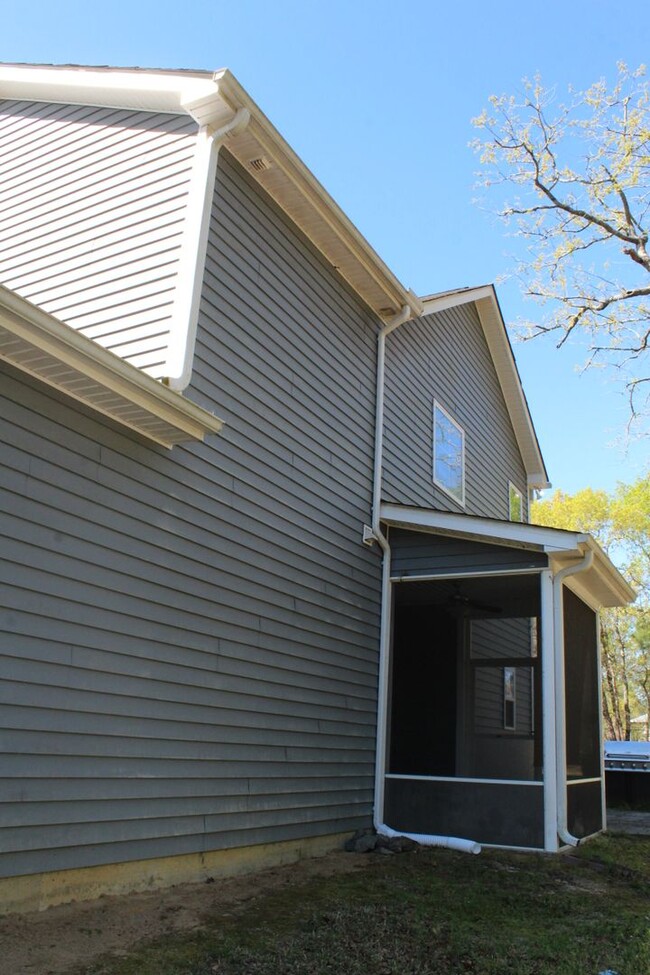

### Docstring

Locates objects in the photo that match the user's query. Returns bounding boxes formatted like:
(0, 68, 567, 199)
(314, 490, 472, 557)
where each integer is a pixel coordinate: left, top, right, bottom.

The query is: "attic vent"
(249, 156, 272, 173)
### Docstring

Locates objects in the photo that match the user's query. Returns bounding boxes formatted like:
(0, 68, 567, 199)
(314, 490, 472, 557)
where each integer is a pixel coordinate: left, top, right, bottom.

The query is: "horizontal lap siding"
(390, 530, 547, 576)
(0, 100, 198, 376)
(0, 150, 381, 878)
(383, 304, 528, 519)
(472, 619, 534, 735)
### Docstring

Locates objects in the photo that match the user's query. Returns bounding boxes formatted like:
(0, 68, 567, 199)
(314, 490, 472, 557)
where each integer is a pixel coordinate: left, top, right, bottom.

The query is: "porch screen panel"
(470, 617, 538, 781)
(567, 781, 603, 838)
(385, 778, 544, 848)
(563, 589, 600, 779)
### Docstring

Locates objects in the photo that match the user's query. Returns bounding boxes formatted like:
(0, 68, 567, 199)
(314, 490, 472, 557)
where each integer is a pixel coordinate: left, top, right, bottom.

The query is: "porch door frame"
(379, 565, 558, 851)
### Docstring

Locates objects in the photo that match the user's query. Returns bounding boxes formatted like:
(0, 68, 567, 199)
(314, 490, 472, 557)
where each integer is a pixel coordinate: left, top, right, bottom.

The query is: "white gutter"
(371, 306, 412, 550)
(166, 108, 251, 391)
(370, 306, 481, 855)
(553, 547, 594, 847)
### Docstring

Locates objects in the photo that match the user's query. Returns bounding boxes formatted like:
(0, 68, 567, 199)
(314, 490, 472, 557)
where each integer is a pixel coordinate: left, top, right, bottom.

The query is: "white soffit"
(420, 285, 549, 490)
(0, 63, 420, 321)
(381, 504, 635, 609)
(0, 287, 223, 448)
(212, 70, 422, 320)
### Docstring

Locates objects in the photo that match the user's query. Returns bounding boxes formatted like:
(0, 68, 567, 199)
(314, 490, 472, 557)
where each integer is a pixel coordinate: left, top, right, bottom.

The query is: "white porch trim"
(381, 504, 635, 608)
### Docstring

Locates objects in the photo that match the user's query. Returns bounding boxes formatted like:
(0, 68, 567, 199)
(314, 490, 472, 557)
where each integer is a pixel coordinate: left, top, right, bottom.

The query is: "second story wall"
(382, 300, 529, 521)
(0, 100, 198, 376)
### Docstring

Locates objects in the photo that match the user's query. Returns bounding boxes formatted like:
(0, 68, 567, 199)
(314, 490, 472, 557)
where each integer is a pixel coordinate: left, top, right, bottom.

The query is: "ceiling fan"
(444, 584, 502, 616)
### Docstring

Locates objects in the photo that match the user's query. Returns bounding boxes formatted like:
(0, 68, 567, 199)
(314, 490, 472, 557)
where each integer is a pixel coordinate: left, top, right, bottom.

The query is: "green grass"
(77, 837, 650, 975)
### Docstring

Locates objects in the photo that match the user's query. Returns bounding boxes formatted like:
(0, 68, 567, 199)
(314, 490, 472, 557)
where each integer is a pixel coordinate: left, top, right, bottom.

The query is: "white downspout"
(371, 305, 410, 837)
(597, 620, 607, 835)
(553, 547, 594, 847)
(166, 108, 251, 391)
(540, 568, 559, 852)
(370, 306, 481, 856)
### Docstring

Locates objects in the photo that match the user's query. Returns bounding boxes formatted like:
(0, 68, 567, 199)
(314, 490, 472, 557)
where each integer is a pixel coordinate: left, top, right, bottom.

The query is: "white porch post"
(540, 568, 559, 851)
(597, 612, 607, 833)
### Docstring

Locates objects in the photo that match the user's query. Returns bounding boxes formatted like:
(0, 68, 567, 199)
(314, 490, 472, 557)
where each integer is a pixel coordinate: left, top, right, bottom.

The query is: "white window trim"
(433, 399, 465, 507)
(508, 481, 524, 522)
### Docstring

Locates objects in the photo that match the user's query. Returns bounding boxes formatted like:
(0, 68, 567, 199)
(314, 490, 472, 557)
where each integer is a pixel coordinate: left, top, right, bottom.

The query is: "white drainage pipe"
(378, 823, 481, 855)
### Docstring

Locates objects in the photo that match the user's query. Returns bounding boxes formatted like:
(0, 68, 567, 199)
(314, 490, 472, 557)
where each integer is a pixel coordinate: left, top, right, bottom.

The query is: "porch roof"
(380, 504, 636, 610)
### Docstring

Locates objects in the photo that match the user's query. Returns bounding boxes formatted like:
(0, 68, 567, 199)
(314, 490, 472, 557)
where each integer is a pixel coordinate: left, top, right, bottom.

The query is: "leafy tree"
(532, 476, 649, 739)
(633, 616, 650, 739)
(473, 64, 650, 427)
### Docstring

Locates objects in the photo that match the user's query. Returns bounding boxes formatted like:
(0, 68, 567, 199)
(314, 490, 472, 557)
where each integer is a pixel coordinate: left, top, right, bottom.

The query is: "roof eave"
(0, 287, 223, 448)
(212, 69, 422, 319)
(0, 63, 420, 322)
(0, 63, 217, 114)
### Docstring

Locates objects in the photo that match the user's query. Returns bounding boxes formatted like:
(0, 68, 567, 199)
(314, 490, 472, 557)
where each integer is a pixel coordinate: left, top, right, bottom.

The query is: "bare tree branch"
(473, 64, 650, 432)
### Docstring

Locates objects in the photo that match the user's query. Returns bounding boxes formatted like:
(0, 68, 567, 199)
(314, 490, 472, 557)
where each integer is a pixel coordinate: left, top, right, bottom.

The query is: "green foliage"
(532, 475, 649, 738)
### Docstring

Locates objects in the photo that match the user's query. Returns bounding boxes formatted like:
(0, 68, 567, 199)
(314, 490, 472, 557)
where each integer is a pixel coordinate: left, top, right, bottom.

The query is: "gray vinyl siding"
(0, 100, 198, 376)
(0, 149, 381, 879)
(389, 529, 547, 578)
(383, 303, 529, 520)
(472, 618, 533, 736)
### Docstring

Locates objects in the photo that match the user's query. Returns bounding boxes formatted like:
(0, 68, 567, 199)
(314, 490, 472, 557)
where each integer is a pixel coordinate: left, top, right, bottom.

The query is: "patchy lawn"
(70, 835, 650, 975)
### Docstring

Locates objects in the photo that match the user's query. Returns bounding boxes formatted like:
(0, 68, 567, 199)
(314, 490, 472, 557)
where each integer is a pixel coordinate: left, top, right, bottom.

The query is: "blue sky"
(3, 0, 649, 494)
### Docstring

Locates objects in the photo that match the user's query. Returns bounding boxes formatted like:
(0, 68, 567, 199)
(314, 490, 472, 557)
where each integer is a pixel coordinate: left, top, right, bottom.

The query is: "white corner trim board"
(165, 110, 251, 391)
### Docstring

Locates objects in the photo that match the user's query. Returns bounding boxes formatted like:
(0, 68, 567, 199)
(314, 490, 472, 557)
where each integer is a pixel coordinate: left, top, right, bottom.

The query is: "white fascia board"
(381, 503, 587, 553)
(381, 503, 635, 608)
(553, 556, 634, 610)
(420, 285, 493, 315)
(0, 64, 217, 115)
(594, 548, 636, 605)
(0, 287, 223, 448)
(571, 540, 636, 608)
(475, 292, 548, 488)
(213, 69, 423, 320)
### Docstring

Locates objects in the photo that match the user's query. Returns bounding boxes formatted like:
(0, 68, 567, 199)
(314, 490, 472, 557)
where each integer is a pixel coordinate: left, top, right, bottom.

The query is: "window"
(433, 401, 465, 505)
(503, 667, 516, 730)
(508, 482, 523, 522)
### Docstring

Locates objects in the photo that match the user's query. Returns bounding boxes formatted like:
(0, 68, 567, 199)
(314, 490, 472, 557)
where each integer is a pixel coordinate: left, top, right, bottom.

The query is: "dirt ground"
(5, 812, 650, 975)
(0, 851, 369, 975)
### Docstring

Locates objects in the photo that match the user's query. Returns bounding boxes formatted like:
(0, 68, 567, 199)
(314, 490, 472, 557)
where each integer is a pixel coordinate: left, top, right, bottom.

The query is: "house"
(0, 63, 635, 913)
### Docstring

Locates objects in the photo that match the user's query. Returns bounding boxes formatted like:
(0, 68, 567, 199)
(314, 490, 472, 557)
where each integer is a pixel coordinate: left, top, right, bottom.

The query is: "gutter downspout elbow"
(553, 547, 594, 848)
